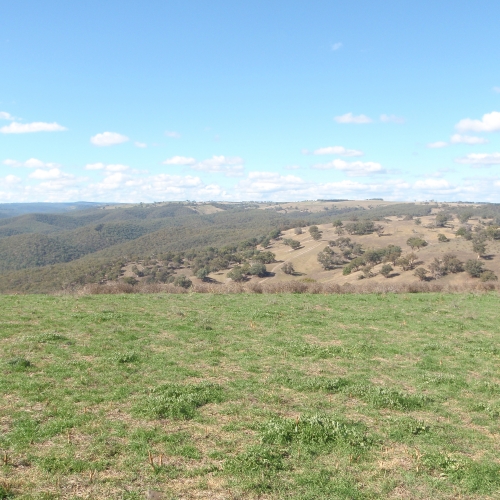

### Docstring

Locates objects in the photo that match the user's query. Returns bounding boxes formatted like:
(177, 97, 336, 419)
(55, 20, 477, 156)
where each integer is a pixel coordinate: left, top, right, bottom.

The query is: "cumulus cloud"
(312, 159, 385, 176)
(3, 158, 59, 168)
(455, 111, 500, 133)
(427, 141, 448, 149)
(165, 131, 181, 138)
(455, 152, 500, 167)
(90, 131, 129, 146)
(0, 122, 67, 134)
(29, 168, 72, 180)
(380, 114, 405, 124)
(312, 146, 363, 157)
(331, 42, 343, 51)
(0, 111, 16, 120)
(163, 156, 196, 166)
(85, 163, 129, 172)
(134, 141, 147, 148)
(4, 175, 21, 184)
(450, 134, 488, 145)
(191, 155, 245, 176)
(334, 113, 373, 124)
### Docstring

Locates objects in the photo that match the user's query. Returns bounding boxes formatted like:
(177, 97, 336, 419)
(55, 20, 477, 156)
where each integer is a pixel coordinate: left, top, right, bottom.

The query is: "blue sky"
(1, 0, 499, 203)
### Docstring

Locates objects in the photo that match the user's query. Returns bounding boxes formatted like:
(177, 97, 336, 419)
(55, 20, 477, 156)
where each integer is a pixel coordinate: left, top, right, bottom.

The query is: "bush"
(173, 275, 192, 288)
(407, 237, 428, 250)
(438, 233, 449, 242)
(248, 262, 267, 277)
(227, 266, 246, 282)
(465, 259, 484, 278)
(414, 267, 428, 281)
(123, 276, 138, 286)
(282, 262, 295, 275)
(283, 238, 301, 250)
(294, 227, 303, 235)
(380, 264, 393, 278)
(480, 270, 498, 282)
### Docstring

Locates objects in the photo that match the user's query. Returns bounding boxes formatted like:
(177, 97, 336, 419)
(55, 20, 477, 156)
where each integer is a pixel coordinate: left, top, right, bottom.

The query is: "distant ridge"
(0, 202, 109, 219)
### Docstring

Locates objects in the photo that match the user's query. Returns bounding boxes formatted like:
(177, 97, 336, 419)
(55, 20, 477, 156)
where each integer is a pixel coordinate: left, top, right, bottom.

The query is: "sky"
(1, 0, 500, 203)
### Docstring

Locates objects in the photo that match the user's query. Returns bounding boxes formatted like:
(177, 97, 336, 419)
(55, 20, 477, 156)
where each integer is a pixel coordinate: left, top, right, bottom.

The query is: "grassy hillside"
(1, 293, 499, 499)
(2, 200, 500, 294)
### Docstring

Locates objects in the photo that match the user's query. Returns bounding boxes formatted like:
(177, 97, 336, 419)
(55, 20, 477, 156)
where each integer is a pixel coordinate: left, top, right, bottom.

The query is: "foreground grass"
(1, 293, 499, 499)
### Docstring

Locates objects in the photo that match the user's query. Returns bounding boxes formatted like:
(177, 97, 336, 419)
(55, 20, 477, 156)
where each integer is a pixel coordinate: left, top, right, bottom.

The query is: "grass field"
(1, 292, 500, 499)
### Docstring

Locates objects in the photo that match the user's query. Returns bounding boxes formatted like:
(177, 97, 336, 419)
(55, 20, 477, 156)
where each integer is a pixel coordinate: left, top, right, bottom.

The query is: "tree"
(465, 259, 484, 278)
(227, 266, 246, 282)
(173, 275, 192, 288)
(435, 213, 451, 227)
(406, 237, 428, 251)
(414, 267, 428, 281)
(480, 270, 498, 282)
(248, 262, 267, 277)
(332, 219, 343, 229)
(123, 276, 138, 286)
(380, 264, 393, 278)
(472, 238, 487, 258)
(442, 253, 463, 274)
(458, 210, 474, 223)
(282, 262, 295, 275)
(375, 224, 385, 237)
(196, 268, 210, 281)
(317, 247, 338, 270)
(294, 227, 303, 235)
(283, 238, 301, 250)
(414, 218, 422, 225)
(309, 225, 322, 240)
(437, 233, 449, 242)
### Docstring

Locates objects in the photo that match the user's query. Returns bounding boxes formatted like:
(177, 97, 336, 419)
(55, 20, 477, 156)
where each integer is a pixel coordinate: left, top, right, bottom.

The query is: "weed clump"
(6, 357, 32, 369)
(138, 382, 224, 420)
(349, 384, 429, 410)
(261, 414, 372, 449)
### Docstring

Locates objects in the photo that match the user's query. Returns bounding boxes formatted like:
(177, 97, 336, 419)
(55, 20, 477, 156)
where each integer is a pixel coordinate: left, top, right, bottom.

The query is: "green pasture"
(1, 292, 499, 499)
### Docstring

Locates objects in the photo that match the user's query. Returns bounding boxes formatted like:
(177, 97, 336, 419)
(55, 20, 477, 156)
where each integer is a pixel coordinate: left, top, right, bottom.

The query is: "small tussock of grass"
(261, 414, 372, 450)
(33, 332, 69, 343)
(113, 352, 139, 364)
(286, 341, 356, 359)
(348, 383, 430, 410)
(422, 453, 500, 494)
(6, 357, 32, 369)
(136, 382, 224, 420)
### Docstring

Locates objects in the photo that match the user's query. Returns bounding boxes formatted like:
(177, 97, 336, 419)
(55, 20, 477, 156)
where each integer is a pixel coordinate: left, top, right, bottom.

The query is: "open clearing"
(1, 293, 500, 499)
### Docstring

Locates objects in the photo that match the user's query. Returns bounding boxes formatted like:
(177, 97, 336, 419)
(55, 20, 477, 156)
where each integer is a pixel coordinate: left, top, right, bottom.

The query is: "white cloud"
(85, 163, 129, 172)
(380, 114, 405, 124)
(413, 178, 451, 190)
(312, 146, 363, 157)
(427, 141, 448, 149)
(455, 152, 500, 166)
(3, 158, 59, 168)
(0, 122, 67, 134)
(334, 113, 373, 124)
(134, 141, 147, 148)
(163, 156, 196, 166)
(455, 111, 500, 133)
(90, 131, 129, 146)
(0, 111, 16, 120)
(331, 42, 343, 51)
(236, 172, 306, 196)
(4, 175, 21, 184)
(312, 159, 385, 176)
(191, 155, 245, 176)
(493, 87, 500, 93)
(450, 134, 488, 145)
(165, 131, 181, 138)
(29, 168, 72, 180)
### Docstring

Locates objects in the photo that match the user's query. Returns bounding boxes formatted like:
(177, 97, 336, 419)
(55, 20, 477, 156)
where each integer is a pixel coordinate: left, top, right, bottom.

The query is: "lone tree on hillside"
(309, 225, 322, 240)
(294, 227, 303, 235)
(472, 238, 487, 259)
(435, 213, 451, 228)
(407, 237, 428, 251)
(283, 238, 301, 250)
(414, 267, 429, 281)
(380, 264, 393, 278)
(465, 259, 484, 278)
(282, 262, 295, 275)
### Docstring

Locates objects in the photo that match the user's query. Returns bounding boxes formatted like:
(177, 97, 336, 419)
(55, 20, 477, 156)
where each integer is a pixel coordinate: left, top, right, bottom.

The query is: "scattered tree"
(173, 275, 192, 288)
(480, 270, 498, 282)
(282, 262, 295, 275)
(294, 227, 303, 235)
(437, 233, 449, 242)
(380, 264, 393, 278)
(283, 238, 301, 250)
(406, 237, 428, 251)
(414, 267, 428, 281)
(465, 259, 484, 278)
(227, 266, 246, 282)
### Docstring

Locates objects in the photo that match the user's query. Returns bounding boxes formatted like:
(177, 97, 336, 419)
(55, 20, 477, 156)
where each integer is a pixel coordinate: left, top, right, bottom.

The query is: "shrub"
(283, 238, 301, 250)
(138, 383, 223, 420)
(480, 270, 498, 282)
(414, 267, 428, 281)
(282, 262, 295, 275)
(438, 233, 449, 242)
(173, 275, 192, 288)
(227, 266, 246, 282)
(123, 276, 138, 286)
(380, 264, 393, 278)
(294, 227, 303, 235)
(248, 262, 267, 277)
(407, 237, 428, 250)
(465, 259, 484, 278)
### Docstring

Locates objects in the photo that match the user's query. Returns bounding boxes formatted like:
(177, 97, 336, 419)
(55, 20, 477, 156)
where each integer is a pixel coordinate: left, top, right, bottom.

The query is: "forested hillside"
(1, 200, 499, 294)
